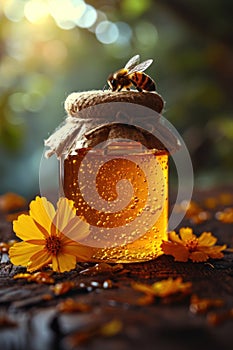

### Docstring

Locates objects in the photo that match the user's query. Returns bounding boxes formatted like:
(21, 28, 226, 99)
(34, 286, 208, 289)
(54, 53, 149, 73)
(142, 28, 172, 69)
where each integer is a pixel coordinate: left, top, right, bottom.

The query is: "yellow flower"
(9, 196, 92, 273)
(161, 227, 226, 262)
(132, 277, 192, 298)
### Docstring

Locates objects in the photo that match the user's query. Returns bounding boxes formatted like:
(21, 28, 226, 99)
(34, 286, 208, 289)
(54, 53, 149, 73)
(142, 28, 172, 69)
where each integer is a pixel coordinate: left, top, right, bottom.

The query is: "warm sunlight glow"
(2, 0, 122, 46)
(24, 0, 49, 24)
(3, 0, 25, 22)
(49, 0, 86, 29)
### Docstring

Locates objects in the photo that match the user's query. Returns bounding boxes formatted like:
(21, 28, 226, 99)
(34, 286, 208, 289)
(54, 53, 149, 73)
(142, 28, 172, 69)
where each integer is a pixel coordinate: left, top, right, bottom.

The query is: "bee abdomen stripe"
(133, 73, 139, 81)
(148, 80, 156, 89)
(141, 74, 147, 84)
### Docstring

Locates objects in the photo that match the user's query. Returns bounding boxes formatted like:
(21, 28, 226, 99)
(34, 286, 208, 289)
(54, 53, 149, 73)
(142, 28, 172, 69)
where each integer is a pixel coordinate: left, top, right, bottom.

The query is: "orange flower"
(9, 196, 92, 272)
(161, 227, 226, 262)
(132, 277, 192, 298)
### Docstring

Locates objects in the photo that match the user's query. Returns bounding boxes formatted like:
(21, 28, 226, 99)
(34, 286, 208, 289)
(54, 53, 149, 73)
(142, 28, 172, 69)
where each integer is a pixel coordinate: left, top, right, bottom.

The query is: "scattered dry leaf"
(0, 192, 27, 212)
(13, 271, 55, 284)
(218, 193, 233, 206)
(190, 294, 224, 314)
(57, 298, 91, 313)
(51, 281, 75, 295)
(136, 293, 155, 306)
(203, 193, 233, 210)
(0, 242, 9, 254)
(42, 294, 53, 301)
(80, 263, 124, 276)
(161, 227, 226, 262)
(132, 277, 192, 303)
(185, 201, 211, 224)
(13, 273, 31, 280)
(0, 240, 17, 254)
(207, 309, 233, 326)
(176, 200, 211, 224)
(203, 197, 218, 209)
(216, 207, 233, 223)
(100, 319, 122, 336)
(67, 319, 122, 346)
(102, 279, 113, 289)
(29, 272, 55, 284)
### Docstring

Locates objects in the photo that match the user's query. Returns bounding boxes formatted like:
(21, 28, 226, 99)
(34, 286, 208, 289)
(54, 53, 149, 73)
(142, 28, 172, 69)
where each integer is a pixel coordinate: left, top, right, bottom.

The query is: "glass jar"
(45, 90, 178, 263)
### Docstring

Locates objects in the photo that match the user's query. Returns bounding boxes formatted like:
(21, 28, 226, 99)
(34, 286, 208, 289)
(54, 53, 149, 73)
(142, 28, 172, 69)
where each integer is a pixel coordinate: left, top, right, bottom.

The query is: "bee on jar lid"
(106, 54, 156, 92)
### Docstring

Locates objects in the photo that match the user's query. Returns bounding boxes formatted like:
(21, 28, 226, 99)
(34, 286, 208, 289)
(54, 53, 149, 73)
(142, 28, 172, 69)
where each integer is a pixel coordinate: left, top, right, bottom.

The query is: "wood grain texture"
(0, 187, 233, 350)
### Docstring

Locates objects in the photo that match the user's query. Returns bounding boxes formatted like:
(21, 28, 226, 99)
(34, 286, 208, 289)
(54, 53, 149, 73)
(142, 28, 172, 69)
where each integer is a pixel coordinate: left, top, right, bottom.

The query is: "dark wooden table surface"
(0, 187, 233, 350)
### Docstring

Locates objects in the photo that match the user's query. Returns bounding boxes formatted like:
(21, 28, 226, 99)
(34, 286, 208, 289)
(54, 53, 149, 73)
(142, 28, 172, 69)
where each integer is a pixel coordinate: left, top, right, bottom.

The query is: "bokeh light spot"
(3, 0, 25, 22)
(88, 10, 107, 33)
(8, 91, 45, 113)
(42, 40, 68, 66)
(95, 21, 119, 44)
(121, 0, 151, 18)
(115, 22, 132, 45)
(22, 92, 45, 112)
(75, 4, 97, 28)
(24, 0, 49, 24)
(8, 92, 25, 113)
(135, 21, 158, 48)
(49, 0, 86, 29)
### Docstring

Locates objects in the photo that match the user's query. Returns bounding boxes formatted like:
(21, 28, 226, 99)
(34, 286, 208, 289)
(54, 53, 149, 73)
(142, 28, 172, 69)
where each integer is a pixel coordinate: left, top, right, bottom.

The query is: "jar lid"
(65, 90, 164, 116)
(45, 90, 180, 158)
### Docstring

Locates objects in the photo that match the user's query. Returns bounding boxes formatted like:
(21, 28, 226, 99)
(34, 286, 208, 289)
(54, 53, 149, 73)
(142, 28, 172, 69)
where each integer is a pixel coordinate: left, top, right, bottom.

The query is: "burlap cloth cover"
(44, 90, 179, 158)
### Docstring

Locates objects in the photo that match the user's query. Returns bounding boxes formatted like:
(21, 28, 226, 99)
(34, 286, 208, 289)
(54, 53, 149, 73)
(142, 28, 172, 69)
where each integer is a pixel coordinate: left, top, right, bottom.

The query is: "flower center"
(45, 236, 62, 255)
(186, 238, 198, 252)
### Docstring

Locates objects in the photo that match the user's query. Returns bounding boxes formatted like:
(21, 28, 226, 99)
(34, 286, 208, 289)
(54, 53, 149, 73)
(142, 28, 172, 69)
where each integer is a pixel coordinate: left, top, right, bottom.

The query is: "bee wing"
(124, 55, 140, 70)
(127, 59, 153, 74)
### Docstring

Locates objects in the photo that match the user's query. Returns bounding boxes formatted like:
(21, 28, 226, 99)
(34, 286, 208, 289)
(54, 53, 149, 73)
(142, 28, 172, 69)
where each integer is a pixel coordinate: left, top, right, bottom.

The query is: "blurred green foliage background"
(0, 0, 233, 197)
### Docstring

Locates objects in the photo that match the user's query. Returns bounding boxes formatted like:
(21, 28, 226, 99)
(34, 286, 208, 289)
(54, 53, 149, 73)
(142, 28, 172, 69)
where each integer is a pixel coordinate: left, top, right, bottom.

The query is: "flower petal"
(179, 227, 195, 242)
(26, 240, 45, 245)
(29, 197, 55, 233)
(203, 245, 227, 259)
(161, 241, 189, 262)
(9, 242, 42, 266)
(62, 244, 80, 255)
(197, 232, 217, 247)
(52, 253, 77, 273)
(190, 251, 209, 262)
(13, 214, 46, 241)
(27, 249, 51, 272)
(62, 216, 90, 242)
(168, 231, 183, 244)
(52, 197, 76, 234)
(51, 255, 59, 272)
(62, 244, 94, 261)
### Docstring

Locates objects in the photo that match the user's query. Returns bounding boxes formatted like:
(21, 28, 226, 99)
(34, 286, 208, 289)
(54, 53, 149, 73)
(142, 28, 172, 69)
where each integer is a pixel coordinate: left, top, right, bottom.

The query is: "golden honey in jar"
(61, 142, 168, 263)
(44, 90, 176, 263)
